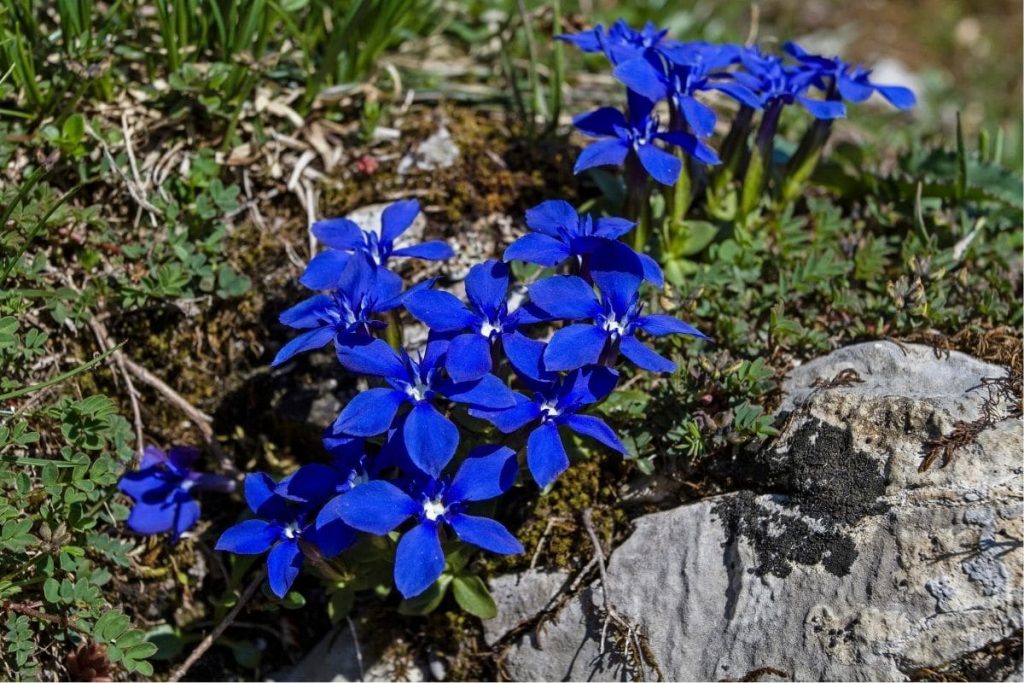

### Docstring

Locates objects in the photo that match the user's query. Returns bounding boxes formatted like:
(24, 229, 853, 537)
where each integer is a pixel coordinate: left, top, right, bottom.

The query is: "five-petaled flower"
(333, 339, 515, 477)
(783, 42, 916, 110)
(272, 254, 415, 367)
(574, 94, 719, 186)
(612, 47, 761, 138)
(118, 445, 234, 541)
(327, 445, 523, 598)
(503, 201, 663, 286)
(528, 257, 706, 373)
(216, 473, 330, 598)
(472, 339, 625, 486)
(301, 199, 453, 291)
(734, 48, 846, 120)
(404, 260, 528, 382)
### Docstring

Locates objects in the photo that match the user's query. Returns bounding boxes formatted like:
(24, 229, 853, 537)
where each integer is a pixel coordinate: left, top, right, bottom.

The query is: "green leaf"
(451, 574, 497, 619)
(397, 575, 451, 615)
(670, 220, 718, 257)
(327, 587, 354, 623)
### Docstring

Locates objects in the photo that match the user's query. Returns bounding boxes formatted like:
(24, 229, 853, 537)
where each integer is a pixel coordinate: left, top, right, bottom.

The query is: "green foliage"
(398, 544, 498, 620)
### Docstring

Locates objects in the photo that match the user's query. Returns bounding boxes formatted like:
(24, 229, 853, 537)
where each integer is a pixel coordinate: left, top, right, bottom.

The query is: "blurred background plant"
(0, 0, 1020, 679)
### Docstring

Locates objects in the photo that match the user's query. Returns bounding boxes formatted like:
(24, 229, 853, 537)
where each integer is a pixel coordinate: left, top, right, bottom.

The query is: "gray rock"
(398, 126, 460, 174)
(498, 342, 1022, 681)
(273, 621, 428, 682)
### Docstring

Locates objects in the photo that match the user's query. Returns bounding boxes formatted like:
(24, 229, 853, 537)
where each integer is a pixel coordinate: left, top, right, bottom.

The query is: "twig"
(86, 317, 145, 457)
(346, 616, 365, 681)
(168, 569, 265, 682)
(2, 599, 90, 636)
(529, 515, 569, 569)
(119, 355, 213, 440)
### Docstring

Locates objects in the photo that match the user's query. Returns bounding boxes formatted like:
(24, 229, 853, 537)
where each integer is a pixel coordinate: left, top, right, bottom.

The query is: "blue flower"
(272, 253, 419, 367)
(612, 50, 762, 138)
(527, 255, 707, 373)
(574, 93, 719, 185)
(301, 199, 453, 290)
(118, 445, 234, 541)
(403, 260, 527, 382)
(216, 472, 326, 598)
(472, 340, 625, 487)
(274, 444, 374, 558)
(559, 19, 684, 66)
(733, 48, 846, 120)
(332, 338, 515, 477)
(327, 445, 522, 598)
(503, 200, 664, 286)
(783, 42, 916, 110)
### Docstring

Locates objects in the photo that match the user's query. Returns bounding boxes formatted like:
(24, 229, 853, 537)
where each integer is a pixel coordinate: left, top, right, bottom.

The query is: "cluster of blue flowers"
(208, 193, 705, 599)
(562, 20, 915, 186)
(116, 18, 916, 608)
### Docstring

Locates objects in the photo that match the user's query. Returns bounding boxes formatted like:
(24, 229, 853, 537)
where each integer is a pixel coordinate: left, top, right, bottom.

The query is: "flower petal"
(797, 96, 845, 120)
(278, 294, 331, 329)
(392, 241, 454, 261)
(637, 252, 665, 287)
(448, 513, 524, 555)
(469, 392, 541, 434)
(312, 516, 358, 559)
(275, 463, 340, 505)
(543, 324, 608, 372)
(441, 374, 515, 409)
(447, 445, 518, 503)
(445, 333, 493, 383)
(565, 414, 627, 454)
(271, 326, 336, 367)
(465, 259, 510, 318)
(874, 83, 916, 110)
(524, 199, 579, 236)
(527, 276, 601, 320)
(216, 519, 279, 554)
(572, 107, 628, 137)
(380, 199, 421, 243)
(619, 335, 676, 373)
(612, 57, 667, 102)
(312, 217, 364, 250)
(404, 290, 477, 332)
(404, 403, 459, 477)
(636, 314, 707, 338)
(333, 388, 407, 436)
(503, 233, 570, 267)
(299, 250, 350, 290)
(394, 521, 445, 599)
(574, 139, 629, 174)
(244, 472, 287, 519)
(678, 95, 717, 138)
(501, 333, 554, 384)
(527, 422, 569, 487)
(126, 502, 176, 535)
(333, 480, 418, 534)
(592, 216, 635, 239)
(266, 539, 303, 598)
(636, 143, 682, 186)
(336, 337, 407, 378)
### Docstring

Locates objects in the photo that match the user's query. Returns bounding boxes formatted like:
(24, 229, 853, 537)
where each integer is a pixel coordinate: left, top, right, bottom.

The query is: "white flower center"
(422, 498, 446, 522)
(603, 316, 626, 335)
(405, 377, 430, 402)
(480, 320, 499, 338)
(540, 401, 561, 419)
(283, 523, 301, 539)
(180, 479, 195, 492)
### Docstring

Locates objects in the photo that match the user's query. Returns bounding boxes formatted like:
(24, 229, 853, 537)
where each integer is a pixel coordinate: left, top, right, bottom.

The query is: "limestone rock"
(497, 341, 1023, 681)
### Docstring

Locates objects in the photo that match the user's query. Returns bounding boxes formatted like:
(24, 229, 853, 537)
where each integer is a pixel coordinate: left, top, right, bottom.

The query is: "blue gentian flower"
(333, 339, 515, 477)
(559, 19, 685, 66)
(612, 52, 762, 138)
(275, 447, 373, 558)
(472, 339, 625, 487)
(328, 445, 523, 598)
(574, 93, 719, 185)
(527, 261, 707, 373)
(733, 48, 846, 120)
(272, 253, 419, 367)
(503, 201, 664, 286)
(301, 199, 454, 290)
(403, 260, 527, 382)
(216, 472, 329, 598)
(783, 42, 916, 110)
(118, 445, 234, 541)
